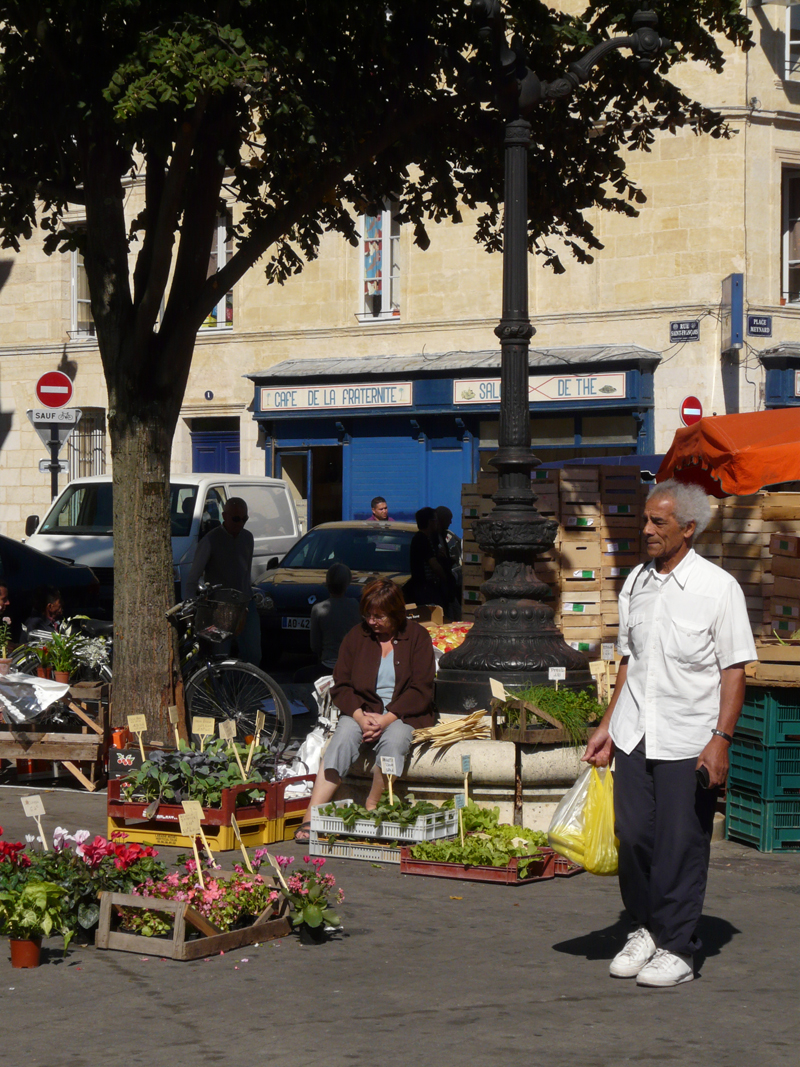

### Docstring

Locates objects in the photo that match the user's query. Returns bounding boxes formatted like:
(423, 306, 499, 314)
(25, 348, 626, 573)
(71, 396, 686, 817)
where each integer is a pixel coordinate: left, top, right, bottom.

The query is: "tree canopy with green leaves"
(0, 1, 751, 734)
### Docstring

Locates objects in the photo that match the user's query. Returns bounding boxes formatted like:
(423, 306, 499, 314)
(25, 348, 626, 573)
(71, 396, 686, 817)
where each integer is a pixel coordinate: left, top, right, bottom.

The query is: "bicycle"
(166, 586, 292, 751)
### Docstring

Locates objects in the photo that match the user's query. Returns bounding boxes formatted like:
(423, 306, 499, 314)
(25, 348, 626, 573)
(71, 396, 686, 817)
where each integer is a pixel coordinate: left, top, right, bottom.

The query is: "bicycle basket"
(193, 588, 249, 641)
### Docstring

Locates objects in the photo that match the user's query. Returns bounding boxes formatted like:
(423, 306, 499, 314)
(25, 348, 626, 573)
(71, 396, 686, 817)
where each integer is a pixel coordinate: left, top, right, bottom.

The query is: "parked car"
(24, 474, 301, 615)
(255, 521, 416, 660)
(0, 534, 100, 637)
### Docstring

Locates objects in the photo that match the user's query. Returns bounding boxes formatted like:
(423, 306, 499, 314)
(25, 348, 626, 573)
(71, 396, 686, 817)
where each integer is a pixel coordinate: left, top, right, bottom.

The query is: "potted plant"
(30, 643, 53, 679)
(0, 880, 73, 966)
(47, 630, 82, 683)
(278, 855, 343, 943)
(0, 616, 12, 675)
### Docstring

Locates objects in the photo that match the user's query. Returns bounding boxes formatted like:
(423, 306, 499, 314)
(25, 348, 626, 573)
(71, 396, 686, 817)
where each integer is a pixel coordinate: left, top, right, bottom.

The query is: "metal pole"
(48, 425, 60, 500)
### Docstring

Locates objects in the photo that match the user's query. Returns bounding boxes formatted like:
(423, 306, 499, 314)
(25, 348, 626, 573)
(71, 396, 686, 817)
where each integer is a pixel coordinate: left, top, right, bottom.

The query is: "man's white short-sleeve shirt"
(610, 548, 757, 760)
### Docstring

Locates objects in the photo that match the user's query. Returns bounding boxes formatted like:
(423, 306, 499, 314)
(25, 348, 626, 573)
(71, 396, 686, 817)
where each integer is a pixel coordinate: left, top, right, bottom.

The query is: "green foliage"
(318, 791, 447, 834)
(0, 881, 73, 950)
(120, 737, 276, 808)
(410, 801, 548, 878)
(503, 685, 606, 746)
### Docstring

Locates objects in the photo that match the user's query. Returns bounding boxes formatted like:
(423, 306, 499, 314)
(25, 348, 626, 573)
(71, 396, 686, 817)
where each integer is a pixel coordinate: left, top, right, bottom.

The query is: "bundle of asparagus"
(412, 708, 490, 748)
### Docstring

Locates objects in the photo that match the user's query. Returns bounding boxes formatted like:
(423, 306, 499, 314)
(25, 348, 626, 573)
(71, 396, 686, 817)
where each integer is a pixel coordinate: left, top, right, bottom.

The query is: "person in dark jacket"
(294, 577, 435, 842)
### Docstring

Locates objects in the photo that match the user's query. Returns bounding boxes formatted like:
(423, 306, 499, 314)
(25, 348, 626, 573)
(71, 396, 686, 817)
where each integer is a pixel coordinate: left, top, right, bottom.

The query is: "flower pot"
(36, 667, 52, 679)
(0, 657, 11, 675)
(297, 924, 327, 945)
(54, 670, 71, 684)
(9, 936, 42, 968)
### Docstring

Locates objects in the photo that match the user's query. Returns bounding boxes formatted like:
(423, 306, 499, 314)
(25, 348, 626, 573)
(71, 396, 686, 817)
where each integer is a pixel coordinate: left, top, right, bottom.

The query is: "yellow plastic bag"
(548, 765, 619, 876)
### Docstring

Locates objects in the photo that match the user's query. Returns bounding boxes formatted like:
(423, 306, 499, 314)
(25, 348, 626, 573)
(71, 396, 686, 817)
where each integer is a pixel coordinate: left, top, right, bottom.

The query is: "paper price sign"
(454, 793, 467, 810)
(489, 677, 508, 701)
(601, 643, 616, 662)
(461, 755, 471, 774)
(230, 815, 242, 842)
(255, 711, 266, 733)
(193, 717, 216, 736)
(218, 718, 237, 741)
(179, 811, 202, 837)
(168, 706, 179, 724)
(380, 756, 397, 777)
(127, 714, 147, 734)
(21, 795, 45, 818)
(182, 800, 204, 819)
(548, 667, 566, 682)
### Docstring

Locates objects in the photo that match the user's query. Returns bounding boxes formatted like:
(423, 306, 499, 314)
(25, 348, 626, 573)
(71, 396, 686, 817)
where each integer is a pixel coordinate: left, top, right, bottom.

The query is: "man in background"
(368, 496, 393, 521)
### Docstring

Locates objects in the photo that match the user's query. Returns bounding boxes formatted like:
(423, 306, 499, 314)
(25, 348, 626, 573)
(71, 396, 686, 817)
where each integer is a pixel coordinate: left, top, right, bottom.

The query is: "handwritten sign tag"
(193, 717, 216, 737)
(21, 795, 45, 818)
(588, 660, 605, 677)
(454, 793, 467, 811)
(461, 755, 471, 774)
(489, 677, 507, 701)
(182, 800, 204, 820)
(255, 711, 266, 734)
(548, 667, 566, 682)
(230, 815, 242, 842)
(179, 811, 202, 837)
(127, 714, 147, 734)
(601, 643, 616, 662)
(380, 755, 397, 777)
(218, 718, 237, 742)
(168, 706, 179, 724)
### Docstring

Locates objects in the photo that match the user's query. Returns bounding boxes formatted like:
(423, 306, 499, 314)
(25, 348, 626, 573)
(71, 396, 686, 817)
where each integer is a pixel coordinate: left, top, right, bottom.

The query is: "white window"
(787, 6, 800, 80)
(71, 247, 95, 338)
(201, 214, 234, 329)
(782, 169, 800, 304)
(359, 203, 400, 321)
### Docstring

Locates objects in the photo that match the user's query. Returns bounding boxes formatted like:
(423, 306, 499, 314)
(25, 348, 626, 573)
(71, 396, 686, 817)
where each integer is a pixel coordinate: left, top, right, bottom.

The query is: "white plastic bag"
(548, 765, 619, 876)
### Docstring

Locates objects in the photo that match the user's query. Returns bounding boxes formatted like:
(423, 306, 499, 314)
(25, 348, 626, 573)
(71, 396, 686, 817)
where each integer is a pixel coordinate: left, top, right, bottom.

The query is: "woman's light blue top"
(375, 652, 396, 711)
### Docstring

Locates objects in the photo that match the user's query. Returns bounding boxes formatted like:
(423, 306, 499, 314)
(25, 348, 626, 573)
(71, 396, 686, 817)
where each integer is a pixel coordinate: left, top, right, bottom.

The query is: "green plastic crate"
(729, 740, 800, 799)
(726, 791, 800, 852)
(738, 688, 800, 746)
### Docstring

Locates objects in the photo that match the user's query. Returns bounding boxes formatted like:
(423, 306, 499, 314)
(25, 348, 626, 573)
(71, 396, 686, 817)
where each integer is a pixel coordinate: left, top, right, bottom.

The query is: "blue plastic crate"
(729, 740, 800, 799)
(726, 790, 800, 852)
(738, 687, 800, 746)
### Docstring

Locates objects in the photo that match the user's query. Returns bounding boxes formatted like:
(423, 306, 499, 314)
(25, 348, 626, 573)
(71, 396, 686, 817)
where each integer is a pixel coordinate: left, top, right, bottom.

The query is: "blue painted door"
(192, 432, 240, 473)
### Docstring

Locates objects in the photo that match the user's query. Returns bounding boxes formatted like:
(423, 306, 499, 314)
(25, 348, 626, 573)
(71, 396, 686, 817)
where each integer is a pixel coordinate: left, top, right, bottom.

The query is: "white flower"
(53, 826, 75, 850)
(72, 829, 91, 844)
(2, 616, 10, 625)
(25, 834, 41, 844)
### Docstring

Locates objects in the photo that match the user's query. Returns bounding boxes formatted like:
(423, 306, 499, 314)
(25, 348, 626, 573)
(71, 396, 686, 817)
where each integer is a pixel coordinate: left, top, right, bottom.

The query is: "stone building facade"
(2, 2, 800, 537)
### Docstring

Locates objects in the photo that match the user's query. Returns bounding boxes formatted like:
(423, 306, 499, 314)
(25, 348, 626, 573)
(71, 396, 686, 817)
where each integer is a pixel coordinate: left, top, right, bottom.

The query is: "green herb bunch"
(504, 685, 606, 746)
(318, 791, 446, 834)
(410, 802, 548, 878)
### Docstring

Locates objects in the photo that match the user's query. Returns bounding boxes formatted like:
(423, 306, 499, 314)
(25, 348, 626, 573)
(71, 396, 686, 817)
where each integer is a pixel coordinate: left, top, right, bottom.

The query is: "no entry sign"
(680, 396, 703, 427)
(35, 370, 73, 408)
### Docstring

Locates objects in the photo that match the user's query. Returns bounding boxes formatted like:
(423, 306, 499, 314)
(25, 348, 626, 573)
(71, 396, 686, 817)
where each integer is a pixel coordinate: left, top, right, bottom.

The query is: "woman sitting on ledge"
(294, 577, 436, 843)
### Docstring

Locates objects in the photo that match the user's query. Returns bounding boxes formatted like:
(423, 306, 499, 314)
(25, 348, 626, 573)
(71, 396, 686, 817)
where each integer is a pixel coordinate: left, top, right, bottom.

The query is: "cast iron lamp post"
(435, 5, 668, 713)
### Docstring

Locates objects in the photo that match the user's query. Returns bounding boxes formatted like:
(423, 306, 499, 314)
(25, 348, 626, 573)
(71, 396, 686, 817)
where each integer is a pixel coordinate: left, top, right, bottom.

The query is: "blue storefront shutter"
(191, 431, 240, 474)
(347, 435, 425, 522)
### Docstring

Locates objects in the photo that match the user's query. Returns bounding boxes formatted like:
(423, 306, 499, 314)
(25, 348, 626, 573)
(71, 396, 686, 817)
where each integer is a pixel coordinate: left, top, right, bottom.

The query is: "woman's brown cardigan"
(330, 620, 436, 729)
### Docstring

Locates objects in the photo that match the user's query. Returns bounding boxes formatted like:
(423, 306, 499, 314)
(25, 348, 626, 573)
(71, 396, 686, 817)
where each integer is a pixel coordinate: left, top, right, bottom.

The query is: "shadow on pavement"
(551, 911, 629, 960)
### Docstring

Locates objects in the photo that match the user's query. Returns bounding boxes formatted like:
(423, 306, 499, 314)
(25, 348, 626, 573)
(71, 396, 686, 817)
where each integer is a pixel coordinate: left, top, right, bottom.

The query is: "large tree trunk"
(108, 398, 181, 740)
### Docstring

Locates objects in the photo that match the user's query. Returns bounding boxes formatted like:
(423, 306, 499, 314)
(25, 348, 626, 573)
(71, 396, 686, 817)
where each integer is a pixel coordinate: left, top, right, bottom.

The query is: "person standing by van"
(185, 497, 261, 666)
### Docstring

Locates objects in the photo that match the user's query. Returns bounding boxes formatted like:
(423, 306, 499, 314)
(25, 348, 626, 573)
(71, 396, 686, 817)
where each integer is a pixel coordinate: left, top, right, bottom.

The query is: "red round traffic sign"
(680, 395, 703, 427)
(35, 370, 73, 408)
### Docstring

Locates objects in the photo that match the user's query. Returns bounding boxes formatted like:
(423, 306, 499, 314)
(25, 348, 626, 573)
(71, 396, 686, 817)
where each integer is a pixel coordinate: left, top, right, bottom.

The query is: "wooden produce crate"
(399, 846, 555, 884)
(0, 714, 107, 793)
(490, 696, 596, 746)
(746, 641, 800, 685)
(95, 882, 291, 960)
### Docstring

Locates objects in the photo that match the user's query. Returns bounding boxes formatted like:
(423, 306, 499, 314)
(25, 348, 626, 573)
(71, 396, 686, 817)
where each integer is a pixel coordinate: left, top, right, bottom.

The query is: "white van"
(25, 474, 300, 612)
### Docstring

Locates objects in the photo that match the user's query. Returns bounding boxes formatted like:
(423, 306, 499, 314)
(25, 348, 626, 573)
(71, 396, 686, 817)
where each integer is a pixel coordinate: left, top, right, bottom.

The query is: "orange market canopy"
(656, 409, 800, 498)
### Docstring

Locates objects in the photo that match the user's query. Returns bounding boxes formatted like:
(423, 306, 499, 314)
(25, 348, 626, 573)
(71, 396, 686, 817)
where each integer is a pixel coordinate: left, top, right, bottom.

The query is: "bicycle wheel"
(184, 660, 292, 749)
(10, 648, 40, 675)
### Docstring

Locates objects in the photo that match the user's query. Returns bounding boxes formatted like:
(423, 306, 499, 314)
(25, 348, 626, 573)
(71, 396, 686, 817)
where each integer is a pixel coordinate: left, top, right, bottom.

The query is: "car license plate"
(281, 616, 310, 630)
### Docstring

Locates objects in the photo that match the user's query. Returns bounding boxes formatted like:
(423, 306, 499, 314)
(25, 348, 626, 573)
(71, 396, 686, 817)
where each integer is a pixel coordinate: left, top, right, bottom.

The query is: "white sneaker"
(609, 927, 657, 978)
(636, 948, 694, 987)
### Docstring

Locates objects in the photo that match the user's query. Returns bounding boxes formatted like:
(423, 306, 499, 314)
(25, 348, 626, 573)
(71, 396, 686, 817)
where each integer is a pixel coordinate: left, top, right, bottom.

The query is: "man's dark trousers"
(614, 738, 717, 955)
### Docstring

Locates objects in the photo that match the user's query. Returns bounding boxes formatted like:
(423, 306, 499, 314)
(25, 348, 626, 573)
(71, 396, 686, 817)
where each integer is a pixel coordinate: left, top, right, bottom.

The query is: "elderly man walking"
(583, 479, 756, 987)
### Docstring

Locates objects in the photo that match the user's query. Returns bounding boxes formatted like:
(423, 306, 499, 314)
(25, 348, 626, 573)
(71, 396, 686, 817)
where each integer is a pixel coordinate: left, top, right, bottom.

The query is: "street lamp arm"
(543, 22, 671, 103)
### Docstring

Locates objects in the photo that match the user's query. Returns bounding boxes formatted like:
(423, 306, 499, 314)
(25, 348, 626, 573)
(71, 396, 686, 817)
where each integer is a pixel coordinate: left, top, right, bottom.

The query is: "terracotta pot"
(36, 666, 52, 679)
(9, 936, 42, 968)
(54, 670, 71, 684)
(0, 658, 11, 676)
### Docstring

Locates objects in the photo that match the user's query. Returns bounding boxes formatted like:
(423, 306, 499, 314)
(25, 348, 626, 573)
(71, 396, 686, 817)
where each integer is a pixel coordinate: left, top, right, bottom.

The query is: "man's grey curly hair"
(647, 479, 712, 538)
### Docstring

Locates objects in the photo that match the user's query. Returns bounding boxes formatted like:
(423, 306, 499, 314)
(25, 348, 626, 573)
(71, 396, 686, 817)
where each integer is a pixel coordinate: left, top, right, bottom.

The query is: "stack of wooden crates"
(460, 465, 646, 661)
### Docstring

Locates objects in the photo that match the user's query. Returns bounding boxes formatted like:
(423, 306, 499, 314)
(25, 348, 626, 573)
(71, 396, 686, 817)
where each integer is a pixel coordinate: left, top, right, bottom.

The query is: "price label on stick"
(489, 677, 508, 701)
(127, 714, 147, 734)
(601, 643, 616, 662)
(267, 852, 289, 892)
(380, 756, 397, 777)
(168, 706, 179, 724)
(21, 795, 45, 818)
(219, 718, 237, 742)
(548, 667, 566, 682)
(255, 710, 266, 735)
(182, 800, 204, 820)
(454, 793, 467, 811)
(193, 716, 216, 737)
(179, 810, 202, 837)
(230, 816, 254, 873)
(461, 755, 471, 775)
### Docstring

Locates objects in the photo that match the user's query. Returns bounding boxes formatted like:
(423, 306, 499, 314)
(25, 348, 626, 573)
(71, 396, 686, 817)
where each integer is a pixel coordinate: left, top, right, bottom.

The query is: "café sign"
(260, 381, 413, 411)
(453, 372, 626, 405)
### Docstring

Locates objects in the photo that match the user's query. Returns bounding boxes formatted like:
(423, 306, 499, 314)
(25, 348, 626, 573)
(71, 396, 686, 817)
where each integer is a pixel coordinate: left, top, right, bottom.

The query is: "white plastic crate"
(309, 831, 402, 864)
(310, 799, 458, 842)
